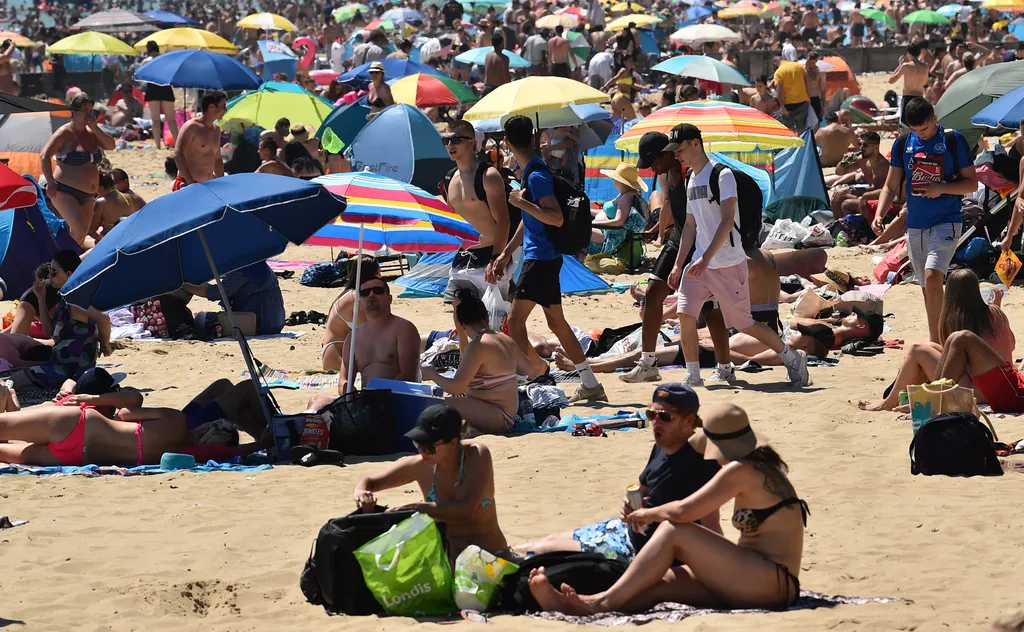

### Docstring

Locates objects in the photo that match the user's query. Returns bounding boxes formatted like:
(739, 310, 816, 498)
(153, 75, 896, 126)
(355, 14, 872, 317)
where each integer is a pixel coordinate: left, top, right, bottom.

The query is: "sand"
(4, 74, 1024, 632)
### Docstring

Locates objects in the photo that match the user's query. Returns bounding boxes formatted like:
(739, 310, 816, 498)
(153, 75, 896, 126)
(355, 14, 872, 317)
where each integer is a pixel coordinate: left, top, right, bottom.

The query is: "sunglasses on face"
(645, 409, 673, 423)
(414, 441, 440, 454)
(441, 135, 472, 146)
(359, 286, 387, 297)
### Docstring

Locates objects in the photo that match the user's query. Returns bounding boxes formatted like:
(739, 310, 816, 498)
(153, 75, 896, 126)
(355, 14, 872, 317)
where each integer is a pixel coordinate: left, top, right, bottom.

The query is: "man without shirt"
(173, 90, 227, 191)
(548, 26, 571, 78)
(743, 75, 778, 115)
(889, 42, 929, 128)
(815, 111, 859, 168)
(827, 131, 888, 218)
(484, 32, 511, 94)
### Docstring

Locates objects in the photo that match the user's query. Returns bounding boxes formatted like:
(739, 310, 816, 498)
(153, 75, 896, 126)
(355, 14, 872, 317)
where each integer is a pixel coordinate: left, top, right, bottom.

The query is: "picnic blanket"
(0, 460, 272, 477)
(242, 364, 340, 390)
(530, 591, 907, 626)
(136, 331, 307, 343)
(267, 259, 320, 272)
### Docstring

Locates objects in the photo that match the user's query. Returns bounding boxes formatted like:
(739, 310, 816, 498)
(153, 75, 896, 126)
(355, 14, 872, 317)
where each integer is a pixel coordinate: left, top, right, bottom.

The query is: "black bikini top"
(732, 497, 810, 535)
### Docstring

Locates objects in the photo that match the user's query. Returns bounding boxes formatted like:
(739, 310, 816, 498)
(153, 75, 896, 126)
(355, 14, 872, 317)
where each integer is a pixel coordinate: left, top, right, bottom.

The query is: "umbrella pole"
(345, 222, 365, 394)
(197, 228, 275, 429)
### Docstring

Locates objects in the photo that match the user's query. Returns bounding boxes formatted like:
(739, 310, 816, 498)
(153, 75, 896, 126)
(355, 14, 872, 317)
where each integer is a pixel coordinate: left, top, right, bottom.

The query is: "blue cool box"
(365, 378, 444, 453)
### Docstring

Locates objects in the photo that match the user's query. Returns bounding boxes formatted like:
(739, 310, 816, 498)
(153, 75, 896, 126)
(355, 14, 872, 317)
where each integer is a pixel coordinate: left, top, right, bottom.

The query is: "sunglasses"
(414, 441, 440, 455)
(645, 409, 673, 423)
(359, 286, 387, 297)
(441, 135, 472, 146)
(49, 267, 64, 277)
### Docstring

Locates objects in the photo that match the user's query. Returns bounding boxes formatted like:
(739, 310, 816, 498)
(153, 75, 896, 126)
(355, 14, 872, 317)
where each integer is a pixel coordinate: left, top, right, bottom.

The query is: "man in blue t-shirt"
(492, 116, 605, 403)
(872, 97, 977, 344)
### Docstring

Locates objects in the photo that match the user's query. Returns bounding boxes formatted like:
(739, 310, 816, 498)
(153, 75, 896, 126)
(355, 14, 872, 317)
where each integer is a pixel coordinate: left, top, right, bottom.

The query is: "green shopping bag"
(353, 512, 456, 617)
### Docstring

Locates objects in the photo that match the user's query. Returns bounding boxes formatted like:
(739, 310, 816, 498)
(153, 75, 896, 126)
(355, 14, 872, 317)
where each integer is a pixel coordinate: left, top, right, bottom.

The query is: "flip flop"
(735, 360, 770, 373)
(290, 445, 345, 467)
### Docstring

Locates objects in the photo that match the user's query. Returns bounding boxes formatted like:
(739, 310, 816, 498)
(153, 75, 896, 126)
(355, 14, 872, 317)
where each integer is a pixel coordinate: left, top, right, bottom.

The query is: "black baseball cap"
(651, 382, 700, 412)
(853, 306, 884, 342)
(404, 404, 463, 445)
(663, 123, 702, 152)
(796, 323, 836, 350)
(636, 131, 670, 169)
(74, 368, 119, 395)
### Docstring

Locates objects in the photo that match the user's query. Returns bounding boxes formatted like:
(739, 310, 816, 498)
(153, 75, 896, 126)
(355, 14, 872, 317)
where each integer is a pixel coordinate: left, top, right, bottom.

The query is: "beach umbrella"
(222, 81, 334, 129)
(564, 30, 590, 67)
(670, 23, 742, 44)
(0, 163, 36, 210)
(859, 7, 896, 26)
(60, 173, 346, 426)
(348, 104, 456, 192)
(462, 0, 511, 11)
(903, 9, 949, 23)
(469, 102, 611, 133)
(455, 46, 531, 68)
(48, 31, 136, 55)
(971, 84, 1024, 128)
(312, 171, 478, 393)
(719, 4, 765, 16)
(536, 13, 581, 28)
(0, 110, 71, 181)
(381, 7, 425, 22)
(652, 55, 750, 85)
(610, 1, 646, 10)
(981, 0, 1024, 11)
(237, 12, 297, 31)
(316, 97, 371, 154)
(607, 14, 662, 29)
(936, 59, 1024, 147)
(134, 28, 237, 54)
(615, 100, 803, 152)
(555, 6, 587, 22)
(391, 73, 479, 108)
(0, 31, 36, 47)
(334, 3, 370, 21)
(339, 58, 443, 89)
(70, 9, 158, 32)
(684, 5, 714, 19)
(308, 219, 467, 252)
(463, 76, 609, 121)
(133, 49, 261, 91)
(365, 18, 399, 30)
(937, 3, 965, 16)
(144, 10, 199, 26)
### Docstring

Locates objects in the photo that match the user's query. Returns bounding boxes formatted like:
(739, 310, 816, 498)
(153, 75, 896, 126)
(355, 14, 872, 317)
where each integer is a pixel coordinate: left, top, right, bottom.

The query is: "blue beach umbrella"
(315, 96, 371, 151)
(133, 49, 261, 91)
(347, 103, 455, 192)
(339, 58, 443, 89)
(652, 55, 751, 85)
(971, 84, 1024, 128)
(380, 7, 425, 22)
(685, 5, 713, 20)
(937, 4, 964, 17)
(454, 46, 531, 68)
(144, 10, 199, 26)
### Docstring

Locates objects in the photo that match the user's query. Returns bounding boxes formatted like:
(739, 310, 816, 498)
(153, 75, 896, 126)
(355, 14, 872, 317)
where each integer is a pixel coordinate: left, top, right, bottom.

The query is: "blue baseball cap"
(651, 382, 699, 412)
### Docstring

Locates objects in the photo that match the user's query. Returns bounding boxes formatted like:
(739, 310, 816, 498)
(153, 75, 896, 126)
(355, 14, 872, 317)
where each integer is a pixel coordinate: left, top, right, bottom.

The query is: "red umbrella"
(0, 162, 38, 210)
(107, 85, 147, 107)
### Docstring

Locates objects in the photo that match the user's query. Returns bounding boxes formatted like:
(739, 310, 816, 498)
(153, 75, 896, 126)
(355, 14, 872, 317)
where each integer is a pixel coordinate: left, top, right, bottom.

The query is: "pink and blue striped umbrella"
(307, 219, 466, 252)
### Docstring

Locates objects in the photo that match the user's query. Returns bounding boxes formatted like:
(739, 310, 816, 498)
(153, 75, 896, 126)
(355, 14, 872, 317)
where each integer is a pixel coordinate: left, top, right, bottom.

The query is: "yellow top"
(773, 61, 809, 105)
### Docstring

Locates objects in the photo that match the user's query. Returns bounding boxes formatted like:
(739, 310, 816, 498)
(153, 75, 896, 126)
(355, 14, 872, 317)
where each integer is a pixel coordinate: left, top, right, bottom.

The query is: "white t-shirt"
(522, 34, 546, 65)
(686, 161, 746, 269)
(588, 51, 614, 85)
(781, 42, 799, 62)
(330, 41, 344, 73)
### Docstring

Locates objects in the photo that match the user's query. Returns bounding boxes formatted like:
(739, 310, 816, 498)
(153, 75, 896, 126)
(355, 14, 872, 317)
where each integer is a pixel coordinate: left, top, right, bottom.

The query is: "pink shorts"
(677, 261, 755, 330)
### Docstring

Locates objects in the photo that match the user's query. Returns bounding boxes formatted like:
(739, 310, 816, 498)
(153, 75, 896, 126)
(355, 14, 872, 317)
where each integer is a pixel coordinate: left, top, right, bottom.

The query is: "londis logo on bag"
(385, 582, 434, 608)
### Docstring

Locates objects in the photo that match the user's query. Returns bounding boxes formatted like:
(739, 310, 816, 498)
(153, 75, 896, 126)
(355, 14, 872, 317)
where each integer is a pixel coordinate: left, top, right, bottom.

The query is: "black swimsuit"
(732, 497, 810, 608)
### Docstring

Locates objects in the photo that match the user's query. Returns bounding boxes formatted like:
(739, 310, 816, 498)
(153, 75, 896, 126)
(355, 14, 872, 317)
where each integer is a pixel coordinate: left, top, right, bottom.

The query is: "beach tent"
(0, 176, 80, 298)
(0, 109, 71, 181)
(394, 252, 611, 298)
(347, 104, 454, 192)
(770, 128, 828, 206)
(258, 40, 297, 81)
(822, 56, 860, 101)
(709, 151, 772, 209)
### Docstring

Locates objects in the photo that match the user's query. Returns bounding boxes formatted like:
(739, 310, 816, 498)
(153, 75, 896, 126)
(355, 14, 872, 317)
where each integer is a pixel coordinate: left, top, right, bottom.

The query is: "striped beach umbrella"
(70, 9, 158, 32)
(307, 220, 466, 251)
(0, 31, 36, 47)
(615, 100, 803, 152)
(390, 73, 479, 108)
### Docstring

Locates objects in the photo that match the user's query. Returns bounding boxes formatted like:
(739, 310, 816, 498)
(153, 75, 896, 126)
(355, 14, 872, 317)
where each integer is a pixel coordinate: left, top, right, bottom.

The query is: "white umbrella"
(669, 24, 742, 45)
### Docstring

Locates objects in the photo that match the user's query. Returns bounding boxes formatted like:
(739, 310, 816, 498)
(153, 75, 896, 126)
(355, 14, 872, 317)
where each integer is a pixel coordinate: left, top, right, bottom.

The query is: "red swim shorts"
(973, 362, 1024, 414)
(866, 200, 897, 220)
(172, 176, 188, 192)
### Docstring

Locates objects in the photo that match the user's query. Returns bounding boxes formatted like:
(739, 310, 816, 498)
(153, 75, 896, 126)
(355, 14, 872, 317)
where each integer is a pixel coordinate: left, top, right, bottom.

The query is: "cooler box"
(365, 378, 444, 453)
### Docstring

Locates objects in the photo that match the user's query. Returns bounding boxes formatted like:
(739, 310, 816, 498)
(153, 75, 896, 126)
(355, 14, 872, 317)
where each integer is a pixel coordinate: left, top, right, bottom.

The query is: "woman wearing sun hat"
(527, 402, 810, 614)
(586, 162, 649, 256)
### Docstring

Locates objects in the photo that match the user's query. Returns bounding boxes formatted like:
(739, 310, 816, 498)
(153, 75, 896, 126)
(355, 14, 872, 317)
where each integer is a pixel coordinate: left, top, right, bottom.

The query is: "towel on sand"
(0, 460, 272, 477)
(241, 364, 340, 390)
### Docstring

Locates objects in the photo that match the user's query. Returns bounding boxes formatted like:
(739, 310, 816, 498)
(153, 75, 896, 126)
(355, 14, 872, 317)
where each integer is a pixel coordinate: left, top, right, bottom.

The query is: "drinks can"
(626, 484, 643, 511)
(886, 271, 898, 285)
(898, 390, 909, 407)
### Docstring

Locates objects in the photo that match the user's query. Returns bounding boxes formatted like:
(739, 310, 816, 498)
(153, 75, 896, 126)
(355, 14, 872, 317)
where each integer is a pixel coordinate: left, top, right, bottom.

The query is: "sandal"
(290, 445, 345, 467)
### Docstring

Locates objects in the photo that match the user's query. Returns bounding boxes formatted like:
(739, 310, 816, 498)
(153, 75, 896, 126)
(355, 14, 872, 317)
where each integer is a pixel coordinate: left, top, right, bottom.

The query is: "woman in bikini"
(40, 92, 115, 247)
(529, 403, 808, 614)
(601, 55, 644, 122)
(352, 403, 511, 560)
(421, 290, 530, 435)
(322, 256, 381, 371)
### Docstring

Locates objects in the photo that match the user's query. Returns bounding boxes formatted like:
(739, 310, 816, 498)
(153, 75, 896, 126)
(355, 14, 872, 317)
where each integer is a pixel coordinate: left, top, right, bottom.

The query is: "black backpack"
(300, 509, 419, 615)
(498, 551, 628, 613)
(693, 163, 764, 250)
(909, 412, 1003, 477)
(520, 160, 593, 256)
(439, 162, 522, 243)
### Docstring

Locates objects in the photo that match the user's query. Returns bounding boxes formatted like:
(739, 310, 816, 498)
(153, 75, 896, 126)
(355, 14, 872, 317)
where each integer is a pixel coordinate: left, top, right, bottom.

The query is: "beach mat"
(135, 331, 307, 343)
(267, 258, 321, 272)
(529, 591, 907, 626)
(242, 364, 340, 390)
(0, 460, 272, 477)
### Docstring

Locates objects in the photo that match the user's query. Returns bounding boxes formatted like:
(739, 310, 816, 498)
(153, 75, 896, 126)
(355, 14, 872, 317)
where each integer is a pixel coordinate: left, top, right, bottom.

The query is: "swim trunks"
(572, 518, 636, 560)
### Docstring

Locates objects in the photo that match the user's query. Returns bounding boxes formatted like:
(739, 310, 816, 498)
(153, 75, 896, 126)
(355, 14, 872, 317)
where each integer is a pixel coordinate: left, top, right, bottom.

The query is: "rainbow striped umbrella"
(308, 220, 466, 252)
(615, 100, 803, 153)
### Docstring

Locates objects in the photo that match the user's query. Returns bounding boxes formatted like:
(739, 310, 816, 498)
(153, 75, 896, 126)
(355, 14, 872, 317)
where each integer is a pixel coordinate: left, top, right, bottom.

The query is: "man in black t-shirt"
(513, 383, 721, 560)
(442, 0, 464, 28)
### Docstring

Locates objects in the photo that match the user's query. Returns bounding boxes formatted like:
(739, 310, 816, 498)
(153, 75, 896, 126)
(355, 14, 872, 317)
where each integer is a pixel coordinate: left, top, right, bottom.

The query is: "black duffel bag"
(498, 551, 628, 613)
(317, 389, 396, 456)
(909, 412, 1003, 477)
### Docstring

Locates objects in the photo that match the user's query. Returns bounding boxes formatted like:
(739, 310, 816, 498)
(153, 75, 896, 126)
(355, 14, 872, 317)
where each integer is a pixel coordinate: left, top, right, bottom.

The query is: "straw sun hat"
(600, 162, 648, 193)
(688, 403, 767, 462)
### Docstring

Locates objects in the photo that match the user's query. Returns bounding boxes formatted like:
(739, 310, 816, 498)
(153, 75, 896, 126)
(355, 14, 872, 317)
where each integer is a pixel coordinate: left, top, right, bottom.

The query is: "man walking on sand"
(889, 42, 929, 128)
(665, 124, 810, 387)
(548, 26, 571, 78)
(173, 90, 227, 191)
(871, 98, 977, 345)
(493, 116, 605, 403)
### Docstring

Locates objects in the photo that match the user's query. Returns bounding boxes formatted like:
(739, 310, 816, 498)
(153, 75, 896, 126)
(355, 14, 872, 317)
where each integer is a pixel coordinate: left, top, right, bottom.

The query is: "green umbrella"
(936, 59, 1024, 147)
(860, 7, 896, 27)
(903, 9, 949, 24)
(333, 3, 369, 21)
(567, 30, 589, 67)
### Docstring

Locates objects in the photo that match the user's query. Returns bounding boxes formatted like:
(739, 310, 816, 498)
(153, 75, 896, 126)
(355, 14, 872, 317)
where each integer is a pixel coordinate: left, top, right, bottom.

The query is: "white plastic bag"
(761, 219, 809, 251)
(482, 284, 510, 332)
(800, 224, 835, 248)
(452, 545, 519, 611)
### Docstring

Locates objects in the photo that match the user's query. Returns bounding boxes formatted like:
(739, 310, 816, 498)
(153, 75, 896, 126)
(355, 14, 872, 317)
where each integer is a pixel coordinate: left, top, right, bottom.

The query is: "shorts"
(649, 242, 679, 283)
(781, 101, 810, 133)
(443, 246, 501, 302)
(425, 329, 455, 349)
(907, 222, 962, 285)
(172, 176, 187, 192)
(182, 400, 227, 431)
(802, 27, 819, 41)
(973, 363, 1024, 414)
(675, 346, 717, 367)
(752, 306, 781, 334)
(867, 199, 897, 220)
(572, 518, 636, 560)
(551, 62, 571, 78)
(677, 261, 755, 330)
(810, 95, 822, 119)
(144, 83, 175, 102)
(515, 258, 562, 307)
(851, 22, 866, 37)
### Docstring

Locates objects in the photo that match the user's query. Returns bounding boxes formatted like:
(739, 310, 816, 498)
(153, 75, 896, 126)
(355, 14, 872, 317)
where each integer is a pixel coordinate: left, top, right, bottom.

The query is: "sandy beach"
(4, 74, 1024, 631)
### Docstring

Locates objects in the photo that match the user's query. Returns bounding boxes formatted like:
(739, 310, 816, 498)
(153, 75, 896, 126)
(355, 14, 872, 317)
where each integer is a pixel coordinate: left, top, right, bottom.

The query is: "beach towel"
(242, 364, 341, 390)
(135, 331, 307, 343)
(529, 591, 907, 626)
(0, 460, 272, 477)
(267, 258, 321, 272)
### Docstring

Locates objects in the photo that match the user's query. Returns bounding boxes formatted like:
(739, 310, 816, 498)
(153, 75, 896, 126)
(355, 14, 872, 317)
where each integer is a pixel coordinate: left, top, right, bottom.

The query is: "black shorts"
(551, 62, 571, 78)
(753, 307, 781, 334)
(851, 22, 865, 37)
(672, 346, 717, 367)
(802, 27, 819, 41)
(810, 96, 822, 119)
(515, 257, 562, 307)
(650, 242, 679, 283)
(144, 83, 175, 103)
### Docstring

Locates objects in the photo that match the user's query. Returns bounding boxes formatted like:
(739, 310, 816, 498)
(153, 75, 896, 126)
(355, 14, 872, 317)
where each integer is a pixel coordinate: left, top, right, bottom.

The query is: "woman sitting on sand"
(420, 290, 530, 435)
(858, 269, 1013, 411)
(352, 403, 511, 560)
(586, 163, 647, 256)
(322, 256, 381, 371)
(528, 403, 809, 614)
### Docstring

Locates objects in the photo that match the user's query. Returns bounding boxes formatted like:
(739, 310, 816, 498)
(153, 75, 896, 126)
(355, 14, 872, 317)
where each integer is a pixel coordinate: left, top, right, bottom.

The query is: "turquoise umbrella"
(454, 46, 531, 68)
(652, 55, 750, 85)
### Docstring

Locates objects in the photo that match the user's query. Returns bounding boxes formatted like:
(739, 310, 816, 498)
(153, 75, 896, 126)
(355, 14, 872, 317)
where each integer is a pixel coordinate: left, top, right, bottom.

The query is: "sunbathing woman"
(858, 269, 1013, 411)
(529, 403, 808, 614)
(352, 403, 511, 560)
(322, 256, 381, 371)
(420, 290, 530, 435)
(5, 263, 56, 337)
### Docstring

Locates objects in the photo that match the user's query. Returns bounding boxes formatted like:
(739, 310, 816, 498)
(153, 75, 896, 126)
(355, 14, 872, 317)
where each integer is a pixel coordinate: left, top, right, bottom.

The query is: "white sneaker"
(786, 350, 812, 387)
(618, 362, 662, 383)
(568, 383, 608, 404)
(683, 372, 705, 387)
(709, 365, 736, 382)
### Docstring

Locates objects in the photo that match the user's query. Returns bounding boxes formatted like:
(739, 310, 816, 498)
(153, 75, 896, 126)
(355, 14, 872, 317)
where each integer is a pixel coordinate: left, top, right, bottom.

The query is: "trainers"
(568, 384, 608, 404)
(683, 372, 705, 387)
(618, 362, 662, 383)
(709, 365, 736, 382)
(786, 350, 812, 387)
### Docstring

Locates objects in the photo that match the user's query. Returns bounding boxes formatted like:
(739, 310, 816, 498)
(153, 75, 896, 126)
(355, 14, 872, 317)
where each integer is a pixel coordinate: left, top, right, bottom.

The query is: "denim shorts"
(572, 518, 636, 560)
(907, 222, 962, 285)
